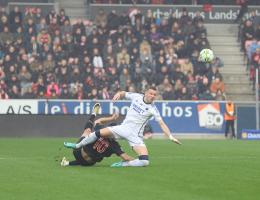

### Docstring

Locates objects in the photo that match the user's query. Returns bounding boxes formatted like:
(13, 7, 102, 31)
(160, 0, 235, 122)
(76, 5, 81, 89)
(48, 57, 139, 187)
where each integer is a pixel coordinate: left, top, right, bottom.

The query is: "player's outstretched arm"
(158, 119, 182, 145)
(95, 113, 119, 125)
(112, 91, 126, 101)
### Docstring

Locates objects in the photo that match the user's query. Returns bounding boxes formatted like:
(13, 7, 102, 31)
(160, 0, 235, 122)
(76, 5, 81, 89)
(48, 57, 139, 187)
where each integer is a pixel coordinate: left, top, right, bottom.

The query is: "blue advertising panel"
(240, 129, 260, 140)
(237, 106, 260, 138)
(38, 100, 225, 134)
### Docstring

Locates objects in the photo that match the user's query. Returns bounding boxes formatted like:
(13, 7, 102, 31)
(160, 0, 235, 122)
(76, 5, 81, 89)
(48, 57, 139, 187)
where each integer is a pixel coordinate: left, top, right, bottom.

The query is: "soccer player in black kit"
(61, 103, 133, 167)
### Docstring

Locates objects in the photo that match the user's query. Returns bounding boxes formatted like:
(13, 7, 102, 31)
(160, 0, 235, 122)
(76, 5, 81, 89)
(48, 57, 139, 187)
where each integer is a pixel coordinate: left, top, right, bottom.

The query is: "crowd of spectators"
(0, 5, 225, 100)
(239, 10, 260, 91)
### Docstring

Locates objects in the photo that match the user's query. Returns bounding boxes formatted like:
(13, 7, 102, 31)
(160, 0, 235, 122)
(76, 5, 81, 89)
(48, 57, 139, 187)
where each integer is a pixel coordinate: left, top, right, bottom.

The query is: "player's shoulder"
(126, 92, 143, 99)
(127, 92, 143, 97)
(150, 102, 158, 109)
(149, 102, 160, 112)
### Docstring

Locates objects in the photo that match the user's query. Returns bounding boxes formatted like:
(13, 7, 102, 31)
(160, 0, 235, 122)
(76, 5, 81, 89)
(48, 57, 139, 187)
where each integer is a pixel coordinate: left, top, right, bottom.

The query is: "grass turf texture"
(0, 139, 259, 200)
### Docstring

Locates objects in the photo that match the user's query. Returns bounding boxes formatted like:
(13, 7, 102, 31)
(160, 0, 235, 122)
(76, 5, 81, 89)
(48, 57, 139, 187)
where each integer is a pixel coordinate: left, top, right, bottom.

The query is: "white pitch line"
(153, 156, 259, 160)
(0, 157, 39, 160)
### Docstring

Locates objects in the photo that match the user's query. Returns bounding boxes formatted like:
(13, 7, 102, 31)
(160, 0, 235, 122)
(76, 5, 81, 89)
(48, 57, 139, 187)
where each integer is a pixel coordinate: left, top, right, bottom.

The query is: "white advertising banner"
(90, 5, 260, 24)
(0, 100, 38, 114)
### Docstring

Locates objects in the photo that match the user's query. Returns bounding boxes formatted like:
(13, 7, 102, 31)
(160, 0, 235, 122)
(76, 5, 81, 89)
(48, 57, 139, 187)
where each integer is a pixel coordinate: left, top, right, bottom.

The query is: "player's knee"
(139, 155, 149, 166)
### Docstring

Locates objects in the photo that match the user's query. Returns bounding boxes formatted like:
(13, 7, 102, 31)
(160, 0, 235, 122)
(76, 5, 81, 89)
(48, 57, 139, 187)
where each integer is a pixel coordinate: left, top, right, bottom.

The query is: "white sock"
(75, 132, 98, 148)
(122, 159, 150, 167)
(63, 160, 69, 166)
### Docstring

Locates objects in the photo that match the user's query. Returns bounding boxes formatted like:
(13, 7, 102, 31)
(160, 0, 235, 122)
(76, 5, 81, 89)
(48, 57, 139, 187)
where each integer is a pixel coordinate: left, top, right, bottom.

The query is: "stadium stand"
(0, 4, 227, 100)
(238, 10, 260, 96)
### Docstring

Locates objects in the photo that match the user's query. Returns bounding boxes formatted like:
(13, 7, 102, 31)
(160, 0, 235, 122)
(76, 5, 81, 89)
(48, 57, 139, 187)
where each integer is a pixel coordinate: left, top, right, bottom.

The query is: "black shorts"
(73, 137, 95, 166)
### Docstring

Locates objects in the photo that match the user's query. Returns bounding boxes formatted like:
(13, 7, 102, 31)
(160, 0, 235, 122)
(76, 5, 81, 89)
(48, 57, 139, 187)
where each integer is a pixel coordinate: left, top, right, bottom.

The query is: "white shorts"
(108, 124, 146, 147)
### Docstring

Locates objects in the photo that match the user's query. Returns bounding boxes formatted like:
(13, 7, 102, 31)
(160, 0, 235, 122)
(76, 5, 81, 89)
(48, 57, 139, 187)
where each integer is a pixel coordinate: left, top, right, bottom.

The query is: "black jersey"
(79, 137, 124, 164)
(73, 123, 124, 166)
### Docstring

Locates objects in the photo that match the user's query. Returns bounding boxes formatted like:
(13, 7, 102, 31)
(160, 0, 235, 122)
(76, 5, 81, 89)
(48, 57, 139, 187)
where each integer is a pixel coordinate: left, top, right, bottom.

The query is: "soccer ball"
(199, 49, 214, 63)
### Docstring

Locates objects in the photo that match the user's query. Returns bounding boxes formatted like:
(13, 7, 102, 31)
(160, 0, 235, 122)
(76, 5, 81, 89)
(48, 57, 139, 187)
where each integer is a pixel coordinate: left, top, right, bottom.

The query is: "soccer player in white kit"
(64, 87, 181, 167)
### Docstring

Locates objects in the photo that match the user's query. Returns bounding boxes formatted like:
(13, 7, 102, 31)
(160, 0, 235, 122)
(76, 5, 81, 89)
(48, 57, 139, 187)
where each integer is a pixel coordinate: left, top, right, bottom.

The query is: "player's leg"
(76, 127, 113, 147)
(64, 103, 101, 148)
(60, 157, 80, 166)
(125, 145, 149, 167)
(111, 145, 149, 167)
(82, 114, 95, 137)
(64, 127, 114, 149)
(225, 120, 230, 138)
(83, 102, 100, 131)
(230, 120, 236, 138)
(111, 136, 150, 167)
(82, 114, 96, 137)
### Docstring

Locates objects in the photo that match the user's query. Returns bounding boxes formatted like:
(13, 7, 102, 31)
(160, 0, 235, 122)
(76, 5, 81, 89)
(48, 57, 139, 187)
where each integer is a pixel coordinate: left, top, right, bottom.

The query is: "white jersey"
(121, 92, 162, 136)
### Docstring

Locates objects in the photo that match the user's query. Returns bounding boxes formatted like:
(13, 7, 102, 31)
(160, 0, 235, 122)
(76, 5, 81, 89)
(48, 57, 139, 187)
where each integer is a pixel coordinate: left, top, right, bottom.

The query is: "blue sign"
(240, 129, 260, 140)
(38, 100, 225, 134)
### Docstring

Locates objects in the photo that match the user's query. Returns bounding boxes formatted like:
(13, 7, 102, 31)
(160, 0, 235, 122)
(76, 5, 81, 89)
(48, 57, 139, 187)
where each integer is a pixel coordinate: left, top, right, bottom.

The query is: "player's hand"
(112, 92, 121, 101)
(112, 113, 119, 120)
(169, 135, 182, 145)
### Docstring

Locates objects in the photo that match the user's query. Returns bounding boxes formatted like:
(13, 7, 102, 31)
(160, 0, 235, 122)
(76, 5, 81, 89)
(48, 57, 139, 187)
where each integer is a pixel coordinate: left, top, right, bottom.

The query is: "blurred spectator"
(9, 6, 22, 26)
(241, 20, 255, 51)
(0, 26, 13, 44)
(162, 85, 175, 100)
(0, 87, 8, 99)
(33, 76, 46, 98)
(180, 58, 193, 75)
(18, 65, 32, 96)
(46, 81, 60, 98)
(210, 76, 225, 98)
(58, 9, 70, 26)
(9, 85, 20, 98)
(92, 48, 104, 68)
(60, 84, 72, 99)
(117, 47, 130, 66)
(235, 0, 248, 23)
(211, 56, 224, 68)
(0, 66, 5, 80)
(95, 9, 107, 28)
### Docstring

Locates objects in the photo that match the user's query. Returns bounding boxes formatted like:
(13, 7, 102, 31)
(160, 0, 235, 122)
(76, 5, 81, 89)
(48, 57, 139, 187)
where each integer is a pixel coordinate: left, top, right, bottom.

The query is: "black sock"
(69, 160, 81, 166)
(95, 130, 101, 138)
(84, 114, 96, 130)
(139, 155, 149, 160)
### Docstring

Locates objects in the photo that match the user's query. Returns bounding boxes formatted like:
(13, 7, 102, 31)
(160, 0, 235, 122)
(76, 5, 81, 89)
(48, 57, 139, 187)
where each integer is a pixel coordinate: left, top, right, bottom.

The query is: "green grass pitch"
(0, 138, 260, 200)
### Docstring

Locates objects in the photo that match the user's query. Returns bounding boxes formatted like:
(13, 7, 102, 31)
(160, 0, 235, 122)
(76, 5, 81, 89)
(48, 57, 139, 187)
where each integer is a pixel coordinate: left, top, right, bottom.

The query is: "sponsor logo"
(91, 5, 260, 23)
(241, 130, 260, 140)
(197, 103, 224, 130)
(241, 132, 248, 139)
(247, 133, 260, 139)
(0, 100, 38, 114)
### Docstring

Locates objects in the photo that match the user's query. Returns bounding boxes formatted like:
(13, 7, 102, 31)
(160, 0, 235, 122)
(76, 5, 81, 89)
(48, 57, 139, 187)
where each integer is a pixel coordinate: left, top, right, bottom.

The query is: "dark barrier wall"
(0, 115, 124, 137)
(237, 106, 260, 137)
